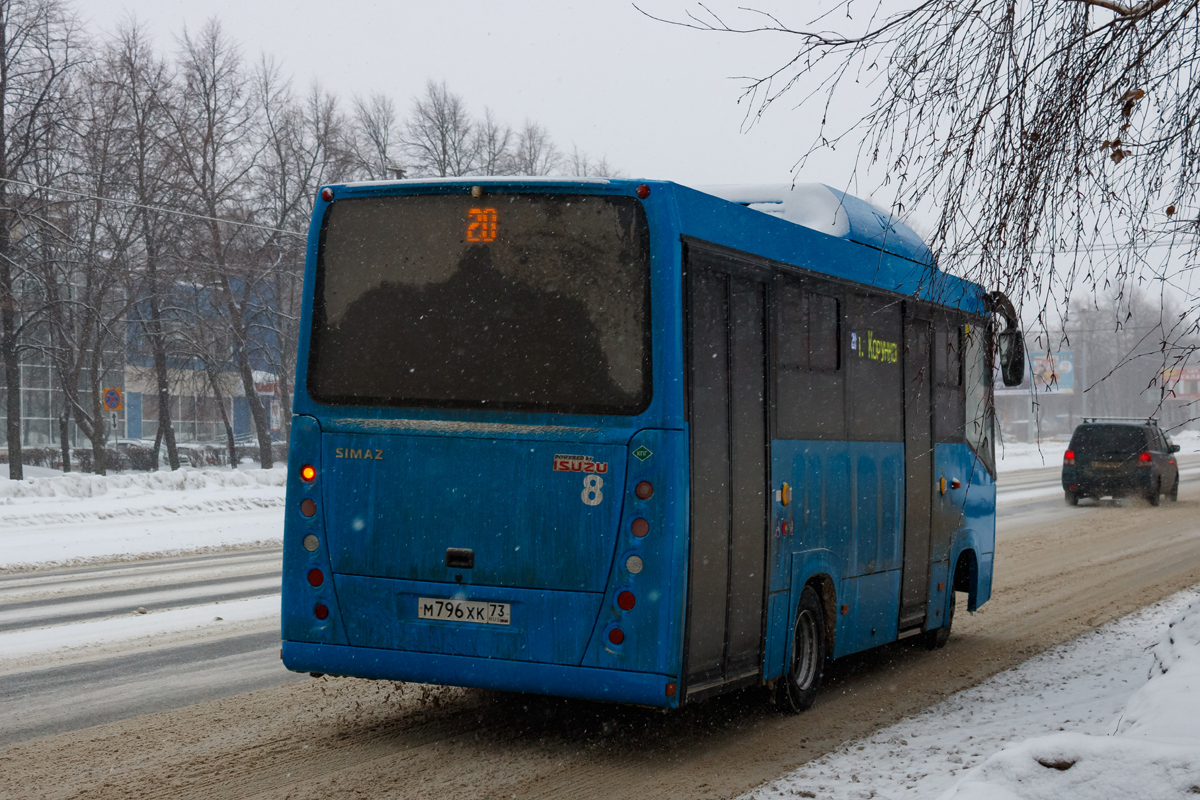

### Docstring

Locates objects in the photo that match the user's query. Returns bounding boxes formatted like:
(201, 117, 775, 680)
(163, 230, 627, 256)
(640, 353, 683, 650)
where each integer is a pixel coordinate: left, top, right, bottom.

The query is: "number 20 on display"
(467, 207, 497, 242)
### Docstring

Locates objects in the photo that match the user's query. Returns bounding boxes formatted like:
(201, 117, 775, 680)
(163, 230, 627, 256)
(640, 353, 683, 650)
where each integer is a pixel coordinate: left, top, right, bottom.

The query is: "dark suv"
(1062, 419, 1180, 506)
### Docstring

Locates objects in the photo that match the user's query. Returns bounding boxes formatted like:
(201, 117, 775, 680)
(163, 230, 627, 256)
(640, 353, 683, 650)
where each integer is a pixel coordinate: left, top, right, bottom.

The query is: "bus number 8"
(581, 475, 604, 506)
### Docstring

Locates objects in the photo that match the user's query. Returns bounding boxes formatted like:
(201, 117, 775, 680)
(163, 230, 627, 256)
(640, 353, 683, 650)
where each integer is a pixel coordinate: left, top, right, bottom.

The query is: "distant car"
(1062, 419, 1180, 506)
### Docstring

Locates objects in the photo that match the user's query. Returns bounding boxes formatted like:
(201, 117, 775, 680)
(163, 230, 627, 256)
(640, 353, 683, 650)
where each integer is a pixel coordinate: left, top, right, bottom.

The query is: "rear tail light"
(314, 603, 329, 620)
(300, 498, 317, 517)
(635, 481, 654, 500)
(300, 464, 316, 482)
(1139, 451, 1153, 463)
(617, 591, 636, 610)
(1064, 450, 1075, 465)
(631, 518, 649, 537)
(608, 628, 625, 645)
(307, 568, 324, 587)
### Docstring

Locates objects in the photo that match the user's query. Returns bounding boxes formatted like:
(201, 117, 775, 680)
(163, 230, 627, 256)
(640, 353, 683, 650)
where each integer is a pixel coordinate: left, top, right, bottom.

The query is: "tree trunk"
(206, 365, 237, 468)
(58, 402, 70, 473)
(143, 229, 180, 471)
(152, 422, 163, 470)
(0, 189, 21, 481)
(211, 231, 273, 469)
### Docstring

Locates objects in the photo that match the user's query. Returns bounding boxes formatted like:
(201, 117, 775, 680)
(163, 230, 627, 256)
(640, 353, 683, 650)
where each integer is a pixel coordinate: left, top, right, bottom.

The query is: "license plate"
(1090, 461, 1121, 469)
(417, 597, 511, 626)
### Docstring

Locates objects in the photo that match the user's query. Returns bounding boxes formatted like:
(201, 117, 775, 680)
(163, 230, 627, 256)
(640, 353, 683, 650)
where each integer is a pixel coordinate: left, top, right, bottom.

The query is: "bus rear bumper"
(282, 641, 680, 709)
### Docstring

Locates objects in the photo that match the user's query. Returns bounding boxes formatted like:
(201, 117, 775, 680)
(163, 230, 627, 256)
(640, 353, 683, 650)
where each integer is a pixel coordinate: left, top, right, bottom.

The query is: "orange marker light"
(300, 464, 316, 482)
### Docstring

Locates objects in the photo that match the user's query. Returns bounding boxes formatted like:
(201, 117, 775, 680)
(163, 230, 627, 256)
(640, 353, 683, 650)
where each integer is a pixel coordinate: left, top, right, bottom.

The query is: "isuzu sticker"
(552, 454, 609, 474)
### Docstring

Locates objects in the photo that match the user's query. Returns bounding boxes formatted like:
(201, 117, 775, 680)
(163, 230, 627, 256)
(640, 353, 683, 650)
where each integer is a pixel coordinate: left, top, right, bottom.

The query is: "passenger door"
(683, 244, 770, 695)
(900, 314, 933, 630)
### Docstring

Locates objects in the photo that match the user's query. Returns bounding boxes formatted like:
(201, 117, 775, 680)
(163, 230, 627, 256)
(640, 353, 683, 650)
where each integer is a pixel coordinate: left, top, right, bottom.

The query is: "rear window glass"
(1069, 425, 1147, 454)
(307, 192, 651, 415)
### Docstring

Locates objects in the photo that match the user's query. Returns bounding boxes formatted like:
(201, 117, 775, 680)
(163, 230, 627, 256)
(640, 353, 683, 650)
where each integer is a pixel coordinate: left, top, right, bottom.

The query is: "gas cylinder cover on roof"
(693, 182, 933, 265)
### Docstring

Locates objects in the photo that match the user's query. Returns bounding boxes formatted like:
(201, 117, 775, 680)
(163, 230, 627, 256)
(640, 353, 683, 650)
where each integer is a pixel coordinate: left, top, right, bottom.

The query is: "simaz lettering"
(334, 448, 385, 460)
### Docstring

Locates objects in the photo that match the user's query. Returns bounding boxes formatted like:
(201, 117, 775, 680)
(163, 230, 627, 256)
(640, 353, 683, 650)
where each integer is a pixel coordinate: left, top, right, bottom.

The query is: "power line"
(0, 177, 306, 239)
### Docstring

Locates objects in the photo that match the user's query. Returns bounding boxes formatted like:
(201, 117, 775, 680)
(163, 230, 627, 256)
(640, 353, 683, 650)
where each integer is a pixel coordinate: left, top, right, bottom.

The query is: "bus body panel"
(321, 432, 627, 592)
(332, 575, 601, 664)
(579, 429, 689, 677)
(282, 641, 680, 709)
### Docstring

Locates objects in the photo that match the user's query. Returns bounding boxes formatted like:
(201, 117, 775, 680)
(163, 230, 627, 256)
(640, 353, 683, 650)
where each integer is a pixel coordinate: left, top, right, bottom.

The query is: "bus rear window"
(308, 192, 652, 415)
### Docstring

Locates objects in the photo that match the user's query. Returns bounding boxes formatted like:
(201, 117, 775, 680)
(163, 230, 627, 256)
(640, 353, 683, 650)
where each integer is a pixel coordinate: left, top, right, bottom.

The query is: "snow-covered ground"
(996, 428, 1200, 473)
(745, 586, 1200, 800)
(0, 466, 286, 572)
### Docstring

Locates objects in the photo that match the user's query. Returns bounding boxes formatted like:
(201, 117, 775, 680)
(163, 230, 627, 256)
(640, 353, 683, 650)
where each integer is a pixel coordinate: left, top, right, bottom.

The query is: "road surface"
(1, 457, 1199, 799)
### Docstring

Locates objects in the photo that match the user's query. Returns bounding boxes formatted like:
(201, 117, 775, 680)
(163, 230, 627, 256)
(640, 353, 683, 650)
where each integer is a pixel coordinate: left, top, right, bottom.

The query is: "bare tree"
(168, 19, 275, 468)
(250, 60, 336, 447)
(565, 144, 622, 177)
(0, 0, 83, 479)
(349, 91, 401, 180)
(475, 107, 513, 176)
(111, 20, 185, 470)
(404, 80, 478, 177)
(509, 120, 560, 176)
(646, 2, 1200, 382)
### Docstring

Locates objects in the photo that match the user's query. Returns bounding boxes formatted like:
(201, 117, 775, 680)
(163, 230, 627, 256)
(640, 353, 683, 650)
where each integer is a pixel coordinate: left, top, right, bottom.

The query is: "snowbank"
(744, 587, 1200, 800)
(0, 466, 286, 500)
(996, 440, 1070, 472)
(996, 429, 1200, 474)
(0, 467, 288, 572)
(943, 600, 1200, 799)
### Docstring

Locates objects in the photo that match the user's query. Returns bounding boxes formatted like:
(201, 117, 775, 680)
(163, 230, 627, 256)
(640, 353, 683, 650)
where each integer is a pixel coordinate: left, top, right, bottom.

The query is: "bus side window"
(963, 323, 995, 470)
(774, 275, 845, 440)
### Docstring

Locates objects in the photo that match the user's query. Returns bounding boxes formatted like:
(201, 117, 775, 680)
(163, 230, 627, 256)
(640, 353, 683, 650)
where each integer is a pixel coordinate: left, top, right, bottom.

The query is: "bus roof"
(326, 176, 986, 315)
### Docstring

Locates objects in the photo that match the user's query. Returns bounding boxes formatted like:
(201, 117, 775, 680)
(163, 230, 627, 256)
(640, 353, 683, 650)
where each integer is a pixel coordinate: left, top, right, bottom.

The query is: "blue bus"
(281, 177, 1017, 711)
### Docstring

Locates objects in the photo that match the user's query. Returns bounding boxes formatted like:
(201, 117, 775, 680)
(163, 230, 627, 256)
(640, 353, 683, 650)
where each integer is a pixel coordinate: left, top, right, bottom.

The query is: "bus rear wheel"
(783, 586, 826, 713)
(923, 588, 955, 650)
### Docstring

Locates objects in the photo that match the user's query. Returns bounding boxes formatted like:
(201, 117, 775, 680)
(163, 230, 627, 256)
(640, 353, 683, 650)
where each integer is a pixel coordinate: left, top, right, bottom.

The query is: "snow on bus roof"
(341, 175, 613, 188)
(692, 182, 933, 265)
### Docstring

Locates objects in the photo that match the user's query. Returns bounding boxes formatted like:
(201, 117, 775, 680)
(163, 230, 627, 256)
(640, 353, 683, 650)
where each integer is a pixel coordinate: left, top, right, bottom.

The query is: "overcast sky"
(74, 1, 873, 190)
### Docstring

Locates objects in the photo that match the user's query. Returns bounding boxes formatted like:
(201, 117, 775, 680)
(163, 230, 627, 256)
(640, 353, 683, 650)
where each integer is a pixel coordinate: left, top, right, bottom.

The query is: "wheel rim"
(791, 610, 819, 691)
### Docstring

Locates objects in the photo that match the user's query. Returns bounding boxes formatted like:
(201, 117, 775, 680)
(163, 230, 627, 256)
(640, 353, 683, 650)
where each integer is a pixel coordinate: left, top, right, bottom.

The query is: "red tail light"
(300, 464, 316, 482)
(1063, 450, 1075, 465)
(314, 603, 329, 620)
(635, 481, 654, 500)
(307, 568, 324, 587)
(617, 591, 636, 611)
(608, 628, 625, 645)
(1139, 451, 1153, 463)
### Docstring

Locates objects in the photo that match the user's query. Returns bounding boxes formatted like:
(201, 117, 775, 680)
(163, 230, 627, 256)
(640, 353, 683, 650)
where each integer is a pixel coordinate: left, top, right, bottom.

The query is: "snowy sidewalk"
(0, 467, 287, 572)
(745, 586, 1200, 800)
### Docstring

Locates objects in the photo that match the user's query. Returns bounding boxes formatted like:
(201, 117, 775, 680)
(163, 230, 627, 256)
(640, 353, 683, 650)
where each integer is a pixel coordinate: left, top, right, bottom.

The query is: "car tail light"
(300, 464, 316, 482)
(314, 603, 329, 620)
(307, 568, 324, 587)
(635, 481, 653, 500)
(617, 591, 636, 610)
(300, 498, 317, 517)
(1139, 451, 1153, 463)
(1064, 450, 1075, 465)
(608, 628, 625, 645)
(665, 682, 676, 697)
(636, 184, 651, 199)
(631, 518, 649, 537)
